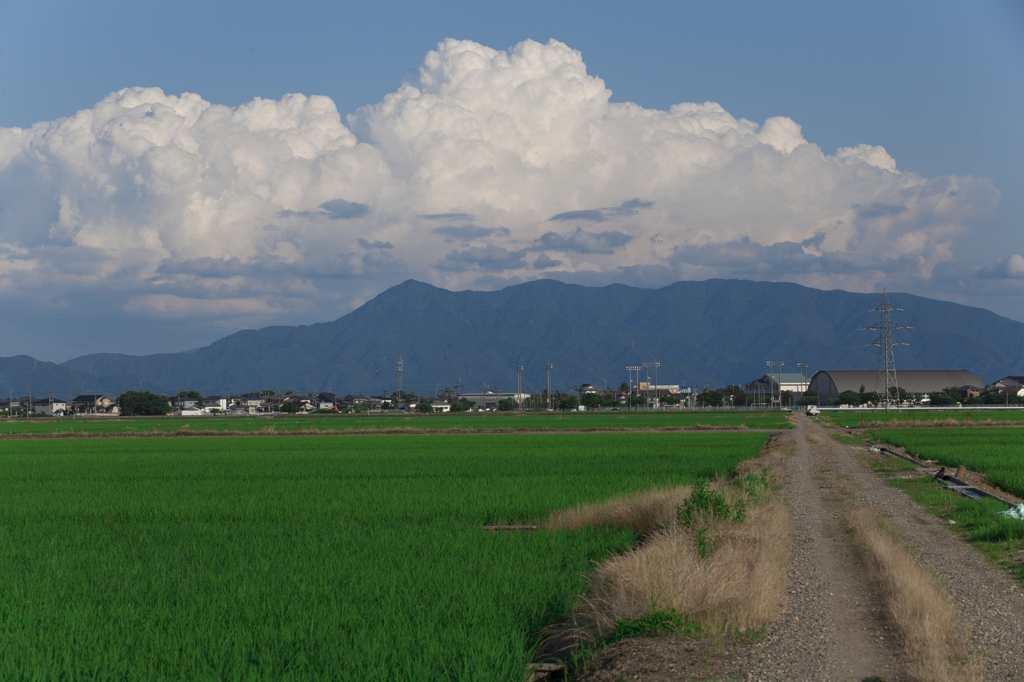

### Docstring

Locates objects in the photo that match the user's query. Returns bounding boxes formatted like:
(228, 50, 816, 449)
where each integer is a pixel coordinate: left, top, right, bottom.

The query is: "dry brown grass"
(544, 485, 692, 534)
(575, 491, 789, 638)
(543, 469, 790, 650)
(847, 507, 981, 682)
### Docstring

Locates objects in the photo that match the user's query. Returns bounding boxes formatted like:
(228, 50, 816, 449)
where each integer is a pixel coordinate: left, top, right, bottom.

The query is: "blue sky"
(0, 0, 1022, 362)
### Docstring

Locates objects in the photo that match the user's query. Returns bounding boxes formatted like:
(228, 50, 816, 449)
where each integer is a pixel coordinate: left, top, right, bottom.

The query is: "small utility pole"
(546, 364, 553, 411)
(626, 366, 641, 410)
(396, 358, 403, 400)
(766, 360, 784, 407)
(516, 366, 524, 411)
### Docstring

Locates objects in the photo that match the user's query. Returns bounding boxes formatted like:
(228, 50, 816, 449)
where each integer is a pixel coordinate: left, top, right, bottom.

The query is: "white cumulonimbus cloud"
(0, 38, 1001, 325)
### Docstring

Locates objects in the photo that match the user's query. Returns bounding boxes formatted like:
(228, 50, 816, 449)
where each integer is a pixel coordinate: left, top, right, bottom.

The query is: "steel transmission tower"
(861, 289, 911, 412)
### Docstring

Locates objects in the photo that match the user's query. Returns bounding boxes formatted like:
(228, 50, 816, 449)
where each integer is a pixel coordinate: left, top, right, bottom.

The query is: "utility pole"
(546, 364, 553, 411)
(516, 366, 524, 411)
(396, 358, 403, 400)
(766, 360, 784, 407)
(643, 362, 661, 408)
(626, 366, 641, 411)
(861, 288, 911, 412)
(797, 363, 808, 405)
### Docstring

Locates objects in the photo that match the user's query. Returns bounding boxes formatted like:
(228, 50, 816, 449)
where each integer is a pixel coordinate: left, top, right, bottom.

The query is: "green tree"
(697, 390, 724, 407)
(279, 401, 300, 414)
(661, 394, 681, 405)
(178, 390, 203, 402)
(581, 393, 604, 410)
(415, 398, 433, 413)
(928, 386, 962, 406)
(119, 391, 172, 416)
(800, 390, 820, 405)
(838, 390, 860, 406)
(558, 394, 579, 411)
(888, 386, 911, 404)
(449, 398, 474, 412)
(497, 397, 517, 412)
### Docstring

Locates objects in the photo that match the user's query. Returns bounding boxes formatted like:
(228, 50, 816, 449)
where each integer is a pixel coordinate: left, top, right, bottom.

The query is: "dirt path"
(577, 412, 1024, 680)
(737, 413, 1024, 680)
(736, 413, 901, 680)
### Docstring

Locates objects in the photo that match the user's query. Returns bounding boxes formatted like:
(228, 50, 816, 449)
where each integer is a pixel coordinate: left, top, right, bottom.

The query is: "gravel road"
(737, 413, 1024, 681)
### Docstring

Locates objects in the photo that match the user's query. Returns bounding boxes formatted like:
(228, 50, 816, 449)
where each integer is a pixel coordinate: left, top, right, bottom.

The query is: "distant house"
(36, 398, 67, 416)
(316, 392, 339, 410)
(292, 397, 315, 411)
(993, 376, 1024, 389)
(430, 400, 451, 413)
(340, 393, 367, 408)
(998, 386, 1024, 398)
(744, 373, 809, 395)
(71, 394, 118, 415)
(240, 394, 264, 414)
(262, 395, 287, 411)
(169, 395, 200, 411)
(456, 391, 526, 410)
(203, 396, 228, 412)
(637, 382, 684, 397)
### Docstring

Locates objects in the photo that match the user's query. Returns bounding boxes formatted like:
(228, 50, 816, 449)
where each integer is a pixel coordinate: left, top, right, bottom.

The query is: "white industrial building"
(807, 369, 983, 401)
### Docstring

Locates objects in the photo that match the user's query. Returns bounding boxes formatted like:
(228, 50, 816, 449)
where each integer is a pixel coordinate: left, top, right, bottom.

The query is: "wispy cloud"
(534, 227, 633, 254)
(549, 199, 654, 223)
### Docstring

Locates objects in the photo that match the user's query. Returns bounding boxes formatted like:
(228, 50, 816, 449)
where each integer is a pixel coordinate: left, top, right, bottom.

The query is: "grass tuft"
(847, 508, 981, 682)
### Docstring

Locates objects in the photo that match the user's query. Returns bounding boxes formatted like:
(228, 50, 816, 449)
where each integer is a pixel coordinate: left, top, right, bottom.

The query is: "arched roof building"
(808, 369, 983, 400)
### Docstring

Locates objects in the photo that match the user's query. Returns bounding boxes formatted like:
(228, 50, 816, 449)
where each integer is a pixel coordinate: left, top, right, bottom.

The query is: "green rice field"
(0, 432, 768, 680)
(0, 409, 791, 437)
(871, 428, 1024, 498)
(822, 409, 1024, 428)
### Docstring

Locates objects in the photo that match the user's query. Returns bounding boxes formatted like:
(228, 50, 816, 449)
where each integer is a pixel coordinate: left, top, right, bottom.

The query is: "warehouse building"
(807, 369, 983, 401)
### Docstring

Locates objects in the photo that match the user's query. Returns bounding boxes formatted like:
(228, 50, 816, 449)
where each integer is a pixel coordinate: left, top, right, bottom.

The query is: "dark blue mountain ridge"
(1, 278, 1020, 397)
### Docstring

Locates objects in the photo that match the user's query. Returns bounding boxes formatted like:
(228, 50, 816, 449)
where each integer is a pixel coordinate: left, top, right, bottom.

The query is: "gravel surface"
(572, 414, 1024, 681)
(736, 414, 901, 681)
(736, 414, 1024, 681)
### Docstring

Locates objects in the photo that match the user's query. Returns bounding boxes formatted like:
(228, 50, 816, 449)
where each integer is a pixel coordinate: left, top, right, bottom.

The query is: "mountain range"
(3, 278, 1023, 398)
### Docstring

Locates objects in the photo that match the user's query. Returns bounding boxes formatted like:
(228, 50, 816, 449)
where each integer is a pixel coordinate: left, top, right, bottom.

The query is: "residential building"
(71, 394, 118, 415)
(637, 382, 684, 396)
(456, 391, 527, 410)
(743, 373, 809, 394)
(203, 396, 228, 412)
(35, 398, 67, 416)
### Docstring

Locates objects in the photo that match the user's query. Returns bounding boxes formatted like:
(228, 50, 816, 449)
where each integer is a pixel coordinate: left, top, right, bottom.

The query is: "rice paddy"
(871, 427, 1024, 498)
(0, 409, 791, 437)
(0, 431, 769, 680)
(822, 409, 1024, 428)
